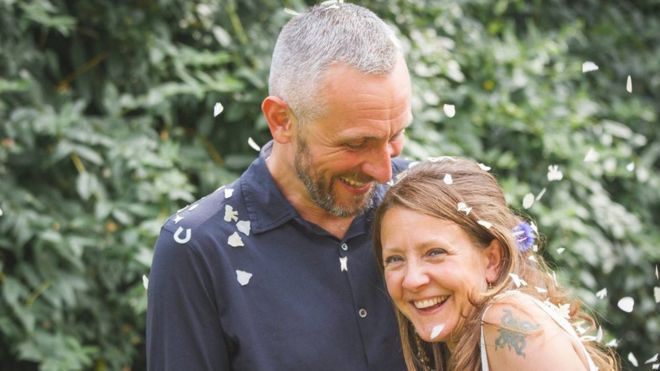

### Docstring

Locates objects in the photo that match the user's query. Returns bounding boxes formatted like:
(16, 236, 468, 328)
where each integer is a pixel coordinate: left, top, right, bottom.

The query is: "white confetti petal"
(224, 188, 234, 198)
(628, 353, 639, 367)
(596, 288, 607, 299)
(584, 147, 599, 162)
(556, 247, 565, 255)
(247, 137, 261, 152)
(236, 220, 251, 236)
(443, 104, 456, 118)
(236, 270, 252, 286)
(228, 232, 244, 247)
(477, 220, 492, 229)
(142, 275, 149, 290)
(535, 286, 547, 294)
(522, 193, 535, 209)
(339, 256, 348, 272)
(654, 286, 660, 303)
(457, 202, 472, 215)
(596, 326, 603, 342)
(173, 226, 192, 244)
(653, 363, 659, 370)
(443, 174, 453, 185)
(509, 273, 527, 288)
(173, 214, 184, 224)
(224, 205, 239, 222)
(430, 324, 445, 339)
(535, 188, 546, 201)
(626, 162, 635, 172)
(188, 203, 199, 211)
(528, 255, 538, 263)
(0, 207, 3, 216)
(547, 165, 563, 181)
(626, 75, 632, 93)
(478, 163, 491, 171)
(283, 7, 299, 16)
(617, 296, 634, 313)
(582, 61, 599, 73)
(557, 303, 571, 319)
(573, 321, 588, 335)
(606, 338, 618, 347)
(646, 354, 659, 364)
(213, 102, 224, 117)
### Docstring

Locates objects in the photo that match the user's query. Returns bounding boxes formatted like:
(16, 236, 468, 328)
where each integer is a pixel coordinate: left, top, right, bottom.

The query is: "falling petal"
(547, 165, 563, 181)
(557, 303, 571, 319)
(189, 203, 199, 211)
(626, 75, 632, 93)
(556, 247, 565, 255)
(224, 188, 234, 198)
(628, 353, 639, 367)
(654, 286, 660, 303)
(457, 202, 472, 215)
(236, 220, 251, 236)
(173, 227, 192, 244)
(535, 286, 547, 294)
(522, 193, 535, 209)
(339, 256, 348, 272)
(646, 354, 659, 364)
(596, 288, 607, 299)
(606, 338, 618, 347)
(584, 148, 599, 162)
(228, 232, 244, 247)
(535, 188, 547, 201)
(443, 104, 456, 118)
(626, 162, 635, 172)
(224, 205, 239, 222)
(443, 174, 453, 185)
(509, 273, 527, 288)
(173, 214, 184, 224)
(617, 297, 634, 313)
(528, 255, 538, 263)
(236, 270, 252, 286)
(573, 321, 587, 335)
(478, 163, 491, 172)
(0, 207, 3, 216)
(213, 102, 224, 117)
(283, 8, 299, 16)
(408, 161, 419, 168)
(248, 137, 261, 152)
(477, 220, 492, 229)
(596, 326, 603, 342)
(653, 363, 659, 370)
(430, 324, 445, 339)
(142, 275, 149, 290)
(582, 61, 599, 73)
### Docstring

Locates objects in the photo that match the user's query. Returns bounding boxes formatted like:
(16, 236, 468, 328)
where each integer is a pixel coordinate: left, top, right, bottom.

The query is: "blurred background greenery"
(0, 0, 658, 369)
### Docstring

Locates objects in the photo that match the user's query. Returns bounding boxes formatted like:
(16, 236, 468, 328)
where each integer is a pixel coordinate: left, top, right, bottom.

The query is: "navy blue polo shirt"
(147, 142, 407, 371)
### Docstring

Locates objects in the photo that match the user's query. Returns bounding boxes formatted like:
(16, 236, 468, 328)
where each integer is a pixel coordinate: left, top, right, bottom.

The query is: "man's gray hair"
(268, 2, 402, 122)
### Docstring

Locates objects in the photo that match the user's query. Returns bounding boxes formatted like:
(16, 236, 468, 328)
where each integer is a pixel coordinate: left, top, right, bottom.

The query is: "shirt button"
(358, 308, 367, 318)
(340, 242, 349, 251)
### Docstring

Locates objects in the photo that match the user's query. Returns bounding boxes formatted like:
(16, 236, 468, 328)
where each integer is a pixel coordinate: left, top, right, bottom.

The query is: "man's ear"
(483, 239, 503, 284)
(261, 96, 295, 144)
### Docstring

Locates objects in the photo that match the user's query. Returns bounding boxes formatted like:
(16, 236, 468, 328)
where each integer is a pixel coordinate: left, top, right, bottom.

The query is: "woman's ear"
(261, 96, 295, 144)
(483, 239, 503, 284)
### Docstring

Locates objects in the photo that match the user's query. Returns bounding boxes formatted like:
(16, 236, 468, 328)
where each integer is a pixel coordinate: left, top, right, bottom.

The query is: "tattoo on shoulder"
(494, 308, 540, 358)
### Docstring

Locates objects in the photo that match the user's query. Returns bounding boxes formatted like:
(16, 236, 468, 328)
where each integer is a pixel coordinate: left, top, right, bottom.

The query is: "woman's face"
(380, 206, 499, 342)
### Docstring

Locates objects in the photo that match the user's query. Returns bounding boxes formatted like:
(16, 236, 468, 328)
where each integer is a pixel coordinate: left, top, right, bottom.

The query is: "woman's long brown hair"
(373, 158, 619, 371)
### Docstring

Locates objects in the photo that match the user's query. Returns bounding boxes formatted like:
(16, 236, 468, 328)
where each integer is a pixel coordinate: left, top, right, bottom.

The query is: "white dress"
(479, 290, 598, 371)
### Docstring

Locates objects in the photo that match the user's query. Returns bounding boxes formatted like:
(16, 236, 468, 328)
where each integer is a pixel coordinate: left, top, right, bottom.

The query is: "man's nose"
(362, 142, 398, 183)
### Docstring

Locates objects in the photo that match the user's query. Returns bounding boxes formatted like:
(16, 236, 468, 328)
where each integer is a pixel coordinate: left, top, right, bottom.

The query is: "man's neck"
(265, 150, 355, 239)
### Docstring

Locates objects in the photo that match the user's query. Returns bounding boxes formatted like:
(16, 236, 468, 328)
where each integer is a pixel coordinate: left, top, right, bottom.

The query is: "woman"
(373, 158, 619, 371)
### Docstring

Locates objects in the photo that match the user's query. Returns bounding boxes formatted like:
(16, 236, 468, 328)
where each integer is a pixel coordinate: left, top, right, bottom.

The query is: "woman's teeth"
(413, 296, 449, 309)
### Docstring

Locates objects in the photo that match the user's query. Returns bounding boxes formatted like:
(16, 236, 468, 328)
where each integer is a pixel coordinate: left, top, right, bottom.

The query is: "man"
(147, 2, 412, 370)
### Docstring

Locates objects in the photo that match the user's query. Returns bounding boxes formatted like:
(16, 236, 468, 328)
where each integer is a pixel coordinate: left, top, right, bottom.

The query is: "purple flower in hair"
(512, 222, 535, 253)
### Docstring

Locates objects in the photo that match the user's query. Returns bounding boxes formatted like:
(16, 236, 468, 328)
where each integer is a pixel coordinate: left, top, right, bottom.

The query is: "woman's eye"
(427, 248, 446, 257)
(383, 255, 403, 266)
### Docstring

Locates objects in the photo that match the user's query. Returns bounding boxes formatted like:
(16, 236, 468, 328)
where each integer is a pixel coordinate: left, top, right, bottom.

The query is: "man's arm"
(147, 226, 230, 370)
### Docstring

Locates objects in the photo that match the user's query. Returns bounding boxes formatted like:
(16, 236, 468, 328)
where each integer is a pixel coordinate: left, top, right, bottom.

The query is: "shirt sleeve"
(147, 226, 230, 370)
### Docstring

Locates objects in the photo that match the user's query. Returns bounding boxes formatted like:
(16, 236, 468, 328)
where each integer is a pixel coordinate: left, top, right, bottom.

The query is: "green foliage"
(1, 0, 657, 369)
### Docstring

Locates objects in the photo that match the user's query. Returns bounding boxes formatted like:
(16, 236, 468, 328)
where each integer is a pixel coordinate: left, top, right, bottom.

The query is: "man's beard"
(293, 137, 375, 218)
